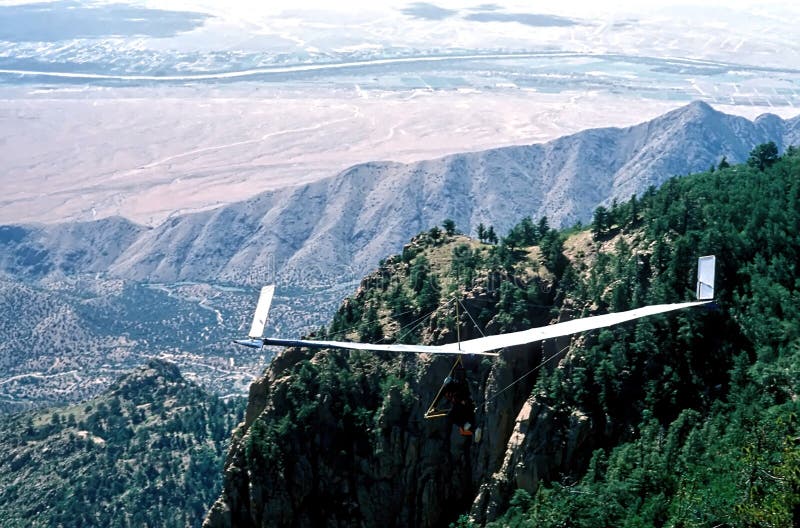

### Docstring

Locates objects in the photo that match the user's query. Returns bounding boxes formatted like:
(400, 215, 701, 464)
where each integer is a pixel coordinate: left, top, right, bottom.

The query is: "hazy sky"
(132, 0, 799, 20)
(2, 0, 798, 63)
(2, 0, 796, 22)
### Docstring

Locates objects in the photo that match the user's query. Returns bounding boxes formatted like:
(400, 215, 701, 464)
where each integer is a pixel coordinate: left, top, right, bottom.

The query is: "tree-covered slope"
(206, 145, 800, 528)
(206, 228, 560, 528)
(484, 145, 800, 527)
(0, 360, 245, 528)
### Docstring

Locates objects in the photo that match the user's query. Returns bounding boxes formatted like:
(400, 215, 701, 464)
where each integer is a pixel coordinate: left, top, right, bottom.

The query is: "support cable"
(485, 343, 571, 404)
(424, 354, 464, 419)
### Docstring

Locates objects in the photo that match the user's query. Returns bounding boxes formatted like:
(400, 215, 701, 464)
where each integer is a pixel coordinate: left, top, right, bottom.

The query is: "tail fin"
(696, 255, 716, 300)
(248, 285, 275, 338)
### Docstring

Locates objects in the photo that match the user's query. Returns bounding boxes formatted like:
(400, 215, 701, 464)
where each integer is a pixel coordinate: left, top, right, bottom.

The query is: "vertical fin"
(696, 255, 716, 300)
(248, 285, 275, 338)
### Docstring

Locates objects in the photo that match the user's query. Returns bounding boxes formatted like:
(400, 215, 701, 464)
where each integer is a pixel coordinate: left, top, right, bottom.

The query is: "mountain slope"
(204, 150, 800, 527)
(3, 102, 798, 289)
(0, 217, 144, 280)
(106, 101, 800, 285)
(0, 360, 245, 527)
(0, 277, 264, 413)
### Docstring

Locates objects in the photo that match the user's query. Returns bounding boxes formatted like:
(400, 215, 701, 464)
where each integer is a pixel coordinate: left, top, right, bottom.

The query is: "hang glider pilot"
(441, 372, 478, 439)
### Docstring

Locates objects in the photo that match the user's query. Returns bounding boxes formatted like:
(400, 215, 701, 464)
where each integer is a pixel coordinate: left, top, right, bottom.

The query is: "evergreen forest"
(240, 144, 800, 527)
(0, 360, 244, 528)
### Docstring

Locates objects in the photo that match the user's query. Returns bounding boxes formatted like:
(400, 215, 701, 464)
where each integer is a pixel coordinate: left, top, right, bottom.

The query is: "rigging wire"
(457, 298, 487, 338)
(323, 301, 441, 342)
(484, 342, 571, 405)
(394, 297, 455, 344)
(454, 294, 571, 411)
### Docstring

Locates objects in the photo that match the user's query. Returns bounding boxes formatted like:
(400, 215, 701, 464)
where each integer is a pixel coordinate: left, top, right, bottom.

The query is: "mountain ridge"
(2, 101, 797, 289)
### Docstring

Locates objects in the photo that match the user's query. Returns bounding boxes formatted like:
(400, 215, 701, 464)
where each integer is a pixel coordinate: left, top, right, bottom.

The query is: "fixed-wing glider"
(234, 255, 717, 357)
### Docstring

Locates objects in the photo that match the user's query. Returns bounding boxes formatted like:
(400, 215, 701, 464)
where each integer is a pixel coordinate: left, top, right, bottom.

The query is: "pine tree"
(417, 275, 441, 315)
(477, 222, 487, 243)
(537, 216, 550, 239)
(358, 304, 384, 343)
(747, 141, 779, 171)
(486, 226, 498, 245)
(592, 205, 609, 240)
(409, 255, 430, 293)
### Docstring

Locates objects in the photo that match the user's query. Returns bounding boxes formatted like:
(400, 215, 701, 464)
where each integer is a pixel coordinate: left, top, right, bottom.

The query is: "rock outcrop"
(204, 339, 600, 526)
(203, 236, 600, 527)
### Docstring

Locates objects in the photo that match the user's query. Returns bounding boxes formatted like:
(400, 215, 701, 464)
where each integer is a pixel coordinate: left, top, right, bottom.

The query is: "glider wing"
(436, 301, 712, 354)
(261, 337, 500, 356)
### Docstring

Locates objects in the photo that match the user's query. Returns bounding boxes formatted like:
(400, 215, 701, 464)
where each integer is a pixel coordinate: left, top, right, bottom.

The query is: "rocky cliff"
(203, 150, 800, 527)
(203, 231, 602, 527)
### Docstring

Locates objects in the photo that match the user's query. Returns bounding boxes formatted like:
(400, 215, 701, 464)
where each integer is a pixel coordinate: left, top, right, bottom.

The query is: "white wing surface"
(239, 256, 715, 354)
(261, 337, 500, 356)
(262, 301, 710, 355)
(436, 301, 711, 354)
(248, 285, 275, 338)
(696, 256, 716, 300)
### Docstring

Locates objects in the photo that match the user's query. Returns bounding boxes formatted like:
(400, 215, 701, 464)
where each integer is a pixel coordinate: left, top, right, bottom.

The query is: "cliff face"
(204, 341, 555, 527)
(203, 234, 595, 527)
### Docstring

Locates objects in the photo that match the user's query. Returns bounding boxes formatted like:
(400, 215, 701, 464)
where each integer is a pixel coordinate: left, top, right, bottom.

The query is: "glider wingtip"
(233, 338, 264, 349)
